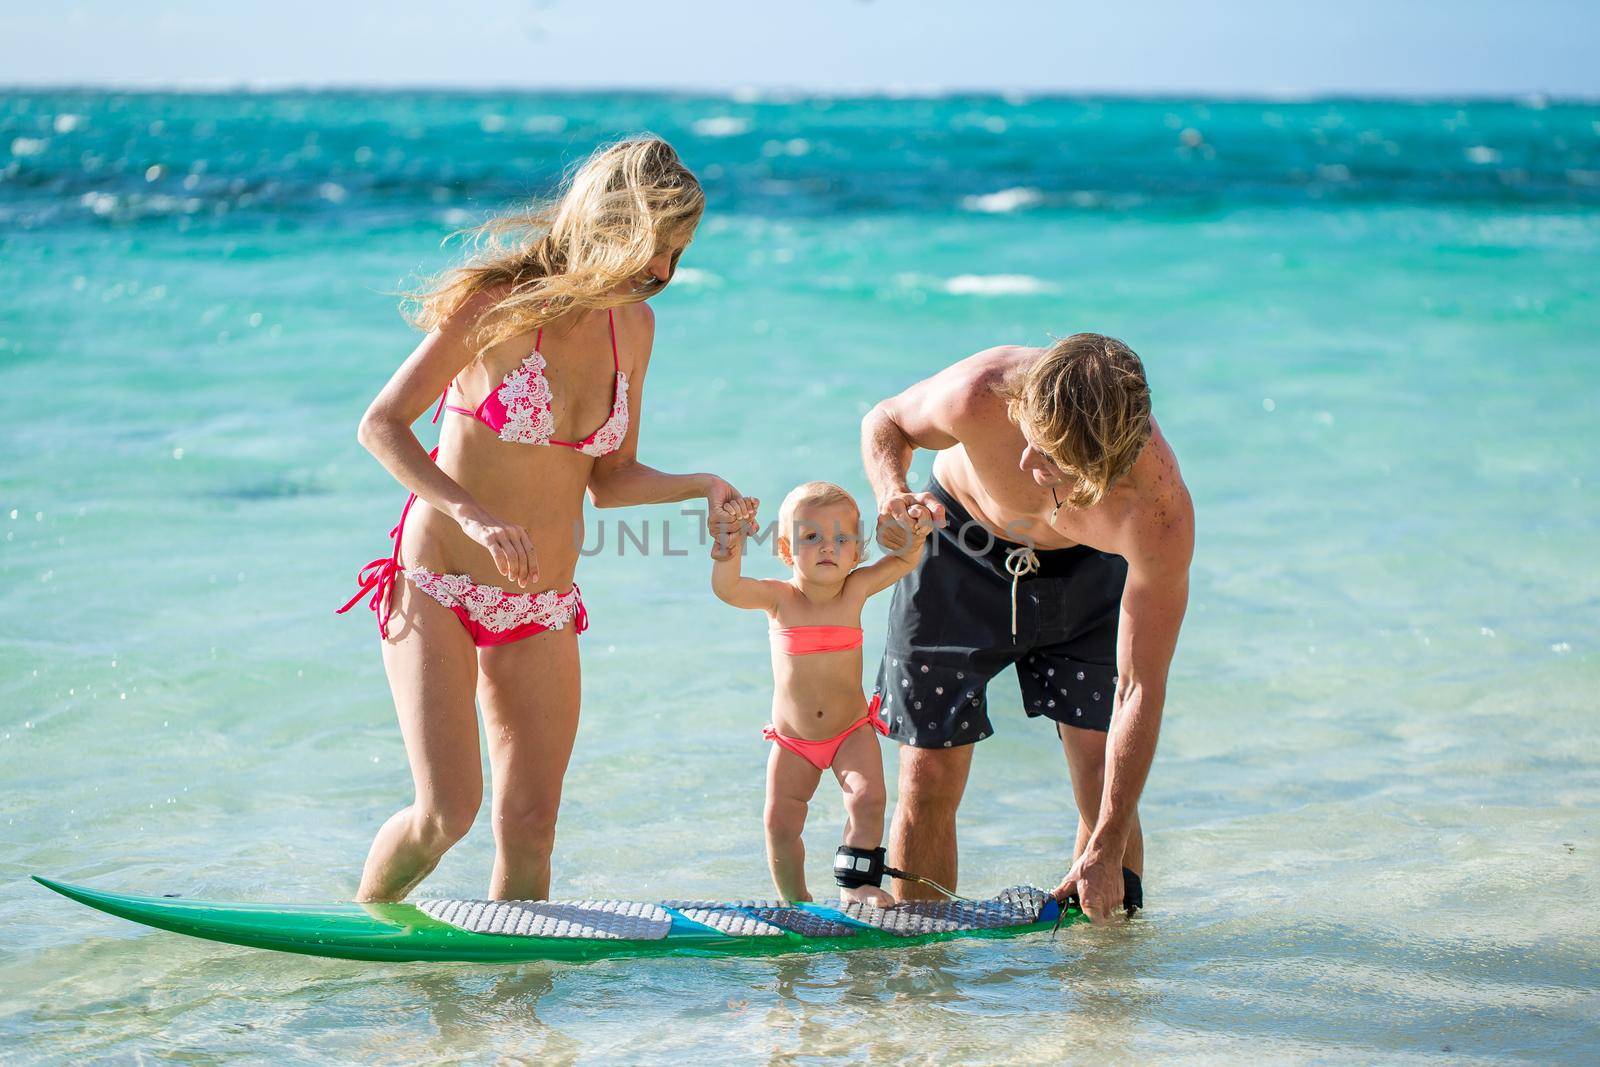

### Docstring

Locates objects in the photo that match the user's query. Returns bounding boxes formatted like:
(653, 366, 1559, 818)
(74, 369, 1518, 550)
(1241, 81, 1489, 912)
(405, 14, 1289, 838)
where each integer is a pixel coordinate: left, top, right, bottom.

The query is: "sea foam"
(961, 187, 1044, 213)
(943, 274, 1053, 296)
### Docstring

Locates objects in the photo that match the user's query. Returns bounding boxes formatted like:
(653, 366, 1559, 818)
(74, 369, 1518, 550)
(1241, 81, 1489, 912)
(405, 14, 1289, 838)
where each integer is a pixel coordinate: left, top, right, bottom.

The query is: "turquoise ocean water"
(2, 91, 1598, 1061)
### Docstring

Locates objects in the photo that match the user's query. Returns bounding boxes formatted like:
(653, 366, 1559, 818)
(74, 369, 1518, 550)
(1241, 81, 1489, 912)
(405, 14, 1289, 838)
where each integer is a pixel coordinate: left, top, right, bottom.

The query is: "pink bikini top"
(435, 308, 629, 458)
(770, 625, 864, 656)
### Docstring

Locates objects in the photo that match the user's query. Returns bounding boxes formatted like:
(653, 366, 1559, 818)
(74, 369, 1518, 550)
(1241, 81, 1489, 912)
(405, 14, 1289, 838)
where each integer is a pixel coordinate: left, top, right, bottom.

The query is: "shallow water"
(2, 90, 1598, 1063)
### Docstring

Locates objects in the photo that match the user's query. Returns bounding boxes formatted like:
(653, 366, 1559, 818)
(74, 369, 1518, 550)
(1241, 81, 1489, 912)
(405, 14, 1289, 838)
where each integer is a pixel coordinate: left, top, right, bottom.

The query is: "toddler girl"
(710, 482, 931, 905)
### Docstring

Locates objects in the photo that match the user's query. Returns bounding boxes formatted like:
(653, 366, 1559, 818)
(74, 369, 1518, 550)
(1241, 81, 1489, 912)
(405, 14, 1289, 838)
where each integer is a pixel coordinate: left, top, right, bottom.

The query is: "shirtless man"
(861, 333, 1193, 923)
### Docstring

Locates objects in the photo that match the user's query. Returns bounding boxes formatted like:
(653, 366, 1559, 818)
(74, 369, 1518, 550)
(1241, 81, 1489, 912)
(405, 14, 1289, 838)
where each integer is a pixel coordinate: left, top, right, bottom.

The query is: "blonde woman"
(338, 138, 740, 902)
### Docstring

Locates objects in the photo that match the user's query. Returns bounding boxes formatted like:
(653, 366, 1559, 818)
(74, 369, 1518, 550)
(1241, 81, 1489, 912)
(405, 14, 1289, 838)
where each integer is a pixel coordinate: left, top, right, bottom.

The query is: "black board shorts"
(875, 476, 1128, 748)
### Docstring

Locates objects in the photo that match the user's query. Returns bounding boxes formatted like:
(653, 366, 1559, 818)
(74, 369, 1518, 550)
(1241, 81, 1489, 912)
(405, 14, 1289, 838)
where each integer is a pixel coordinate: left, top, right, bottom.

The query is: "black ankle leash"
(834, 846, 977, 904)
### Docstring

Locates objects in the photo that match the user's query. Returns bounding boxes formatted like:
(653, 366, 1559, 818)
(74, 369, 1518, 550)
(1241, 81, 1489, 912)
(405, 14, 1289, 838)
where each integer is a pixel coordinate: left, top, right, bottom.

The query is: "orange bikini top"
(770, 625, 864, 655)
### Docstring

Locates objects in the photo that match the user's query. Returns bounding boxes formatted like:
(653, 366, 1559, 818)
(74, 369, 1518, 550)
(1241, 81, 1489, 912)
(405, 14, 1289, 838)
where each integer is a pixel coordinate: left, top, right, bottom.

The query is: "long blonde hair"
(408, 136, 704, 354)
(1000, 333, 1152, 510)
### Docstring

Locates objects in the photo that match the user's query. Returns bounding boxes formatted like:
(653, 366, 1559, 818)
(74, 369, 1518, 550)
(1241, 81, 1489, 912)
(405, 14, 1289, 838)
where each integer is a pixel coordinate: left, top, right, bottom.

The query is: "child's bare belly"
(770, 652, 871, 739)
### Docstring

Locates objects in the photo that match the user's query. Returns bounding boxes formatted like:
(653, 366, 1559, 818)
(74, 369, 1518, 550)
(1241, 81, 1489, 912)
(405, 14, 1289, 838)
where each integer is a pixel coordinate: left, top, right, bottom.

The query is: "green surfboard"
(34, 877, 1074, 963)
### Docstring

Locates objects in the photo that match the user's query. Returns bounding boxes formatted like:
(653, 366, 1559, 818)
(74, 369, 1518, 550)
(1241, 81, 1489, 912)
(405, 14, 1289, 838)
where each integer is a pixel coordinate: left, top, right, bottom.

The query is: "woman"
(338, 138, 740, 902)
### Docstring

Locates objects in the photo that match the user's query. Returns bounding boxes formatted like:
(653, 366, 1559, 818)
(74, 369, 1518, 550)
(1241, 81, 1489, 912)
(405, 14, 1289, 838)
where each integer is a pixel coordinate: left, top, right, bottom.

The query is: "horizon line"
(2, 80, 1595, 105)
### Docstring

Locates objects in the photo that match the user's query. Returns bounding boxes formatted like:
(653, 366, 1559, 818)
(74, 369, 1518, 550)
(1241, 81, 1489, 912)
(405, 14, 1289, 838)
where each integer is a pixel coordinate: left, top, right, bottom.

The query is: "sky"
(3, 0, 1596, 97)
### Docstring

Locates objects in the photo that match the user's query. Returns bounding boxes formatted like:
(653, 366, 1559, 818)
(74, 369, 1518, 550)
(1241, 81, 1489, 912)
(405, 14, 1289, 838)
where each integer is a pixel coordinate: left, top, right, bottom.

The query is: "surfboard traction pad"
(416, 886, 1050, 941)
(416, 899, 672, 940)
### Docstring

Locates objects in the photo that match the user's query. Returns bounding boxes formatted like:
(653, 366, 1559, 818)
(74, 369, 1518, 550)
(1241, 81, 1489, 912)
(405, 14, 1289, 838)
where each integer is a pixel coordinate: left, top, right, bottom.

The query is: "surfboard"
(34, 877, 1073, 963)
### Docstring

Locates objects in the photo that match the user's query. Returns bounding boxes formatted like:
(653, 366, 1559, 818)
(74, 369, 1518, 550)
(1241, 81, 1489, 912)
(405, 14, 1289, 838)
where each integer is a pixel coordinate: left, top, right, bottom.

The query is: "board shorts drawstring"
(1004, 545, 1040, 640)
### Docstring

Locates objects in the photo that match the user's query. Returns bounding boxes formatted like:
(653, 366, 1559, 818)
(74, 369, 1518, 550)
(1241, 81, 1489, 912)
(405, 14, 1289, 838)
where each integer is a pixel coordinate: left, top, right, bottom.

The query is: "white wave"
(762, 138, 810, 157)
(79, 191, 118, 216)
(140, 194, 204, 216)
(669, 267, 722, 288)
(692, 116, 751, 138)
(961, 187, 1043, 214)
(10, 137, 48, 157)
(943, 274, 1053, 296)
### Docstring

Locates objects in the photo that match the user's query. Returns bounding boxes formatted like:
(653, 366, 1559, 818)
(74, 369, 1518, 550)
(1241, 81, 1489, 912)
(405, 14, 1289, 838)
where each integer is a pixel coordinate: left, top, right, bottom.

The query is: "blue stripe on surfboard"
(660, 907, 738, 938)
(794, 902, 881, 931)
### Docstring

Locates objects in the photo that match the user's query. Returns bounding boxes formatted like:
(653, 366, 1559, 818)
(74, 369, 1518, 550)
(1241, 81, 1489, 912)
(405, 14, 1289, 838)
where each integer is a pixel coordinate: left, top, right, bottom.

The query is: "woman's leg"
(356, 580, 483, 902)
(765, 743, 823, 903)
(830, 726, 894, 906)
(476, 625, 582, 901)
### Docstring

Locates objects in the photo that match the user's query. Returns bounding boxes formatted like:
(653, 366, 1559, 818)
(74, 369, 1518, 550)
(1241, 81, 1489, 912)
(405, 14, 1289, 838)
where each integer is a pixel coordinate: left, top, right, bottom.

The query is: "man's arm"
(861, 381, 960, 501)
(861, 353, 998, 548)
(1055, 489, 1194, 921)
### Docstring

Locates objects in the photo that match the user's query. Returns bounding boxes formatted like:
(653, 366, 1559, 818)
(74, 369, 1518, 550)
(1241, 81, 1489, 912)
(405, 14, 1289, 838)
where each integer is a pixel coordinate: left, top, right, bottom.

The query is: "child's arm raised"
(846, 504, 934, 599)
(711, 497, 783, 611)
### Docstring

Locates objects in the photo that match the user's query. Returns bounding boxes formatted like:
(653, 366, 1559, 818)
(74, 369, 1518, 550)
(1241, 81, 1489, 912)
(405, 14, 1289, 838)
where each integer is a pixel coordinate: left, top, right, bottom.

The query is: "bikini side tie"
(335, 447, 439, 639)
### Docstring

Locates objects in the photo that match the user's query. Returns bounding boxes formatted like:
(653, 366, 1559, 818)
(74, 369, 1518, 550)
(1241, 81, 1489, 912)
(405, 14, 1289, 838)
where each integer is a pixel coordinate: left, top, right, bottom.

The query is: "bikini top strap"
(607, 308, 619, 372)
(432, 323, 542, 424)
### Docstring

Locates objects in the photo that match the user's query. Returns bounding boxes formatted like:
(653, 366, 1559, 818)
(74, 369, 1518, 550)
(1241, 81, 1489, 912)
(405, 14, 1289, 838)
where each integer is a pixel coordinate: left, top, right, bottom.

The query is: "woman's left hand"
(702, 475, 754, 544)
(702, 475, 740, 515)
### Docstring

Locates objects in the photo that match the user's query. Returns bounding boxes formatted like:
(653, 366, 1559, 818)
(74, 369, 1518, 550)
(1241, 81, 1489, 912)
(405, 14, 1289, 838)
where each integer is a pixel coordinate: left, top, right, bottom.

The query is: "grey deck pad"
(417, 899, 673, 940)
(839, 885, 1050, 935)
(417, 887, 1048, 941)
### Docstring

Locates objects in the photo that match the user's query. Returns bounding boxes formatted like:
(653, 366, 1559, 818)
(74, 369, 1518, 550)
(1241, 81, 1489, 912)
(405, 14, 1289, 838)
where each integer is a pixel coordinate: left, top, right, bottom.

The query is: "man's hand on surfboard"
(1052, 847, 1125, 925)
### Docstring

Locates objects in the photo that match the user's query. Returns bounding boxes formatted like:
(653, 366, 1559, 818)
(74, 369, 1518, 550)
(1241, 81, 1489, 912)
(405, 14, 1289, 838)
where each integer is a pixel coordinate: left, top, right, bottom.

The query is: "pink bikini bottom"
(763, 694, 887, 771)
(338, 465, 590, 648)
(403, 569, 587, 647)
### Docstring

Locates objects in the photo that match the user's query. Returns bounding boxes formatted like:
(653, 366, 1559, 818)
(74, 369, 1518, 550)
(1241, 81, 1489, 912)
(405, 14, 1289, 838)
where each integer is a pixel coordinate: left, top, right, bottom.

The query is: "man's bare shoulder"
(940, 345, 1039, 418)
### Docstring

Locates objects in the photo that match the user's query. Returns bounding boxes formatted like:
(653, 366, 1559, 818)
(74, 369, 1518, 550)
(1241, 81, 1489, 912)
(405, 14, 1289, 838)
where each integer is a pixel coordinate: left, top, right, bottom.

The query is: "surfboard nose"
(33, 875, 152, 914)
(32, 875, 80, 899)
